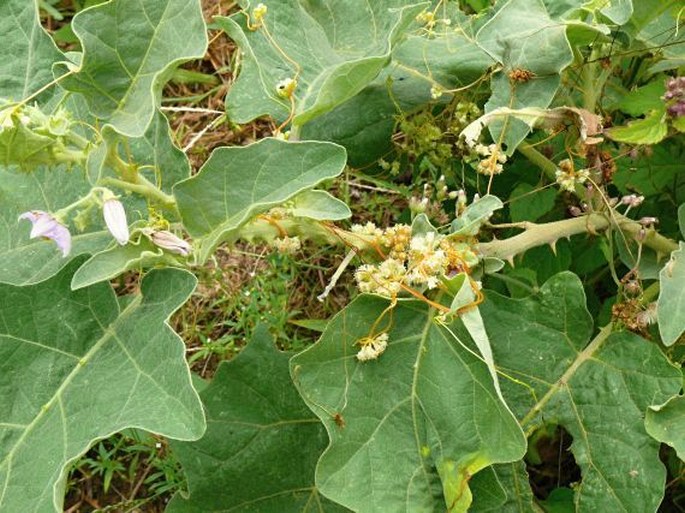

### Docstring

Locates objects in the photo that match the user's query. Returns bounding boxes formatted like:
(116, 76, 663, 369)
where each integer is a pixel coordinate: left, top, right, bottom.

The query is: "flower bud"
(638, 217, 658, 227)
(148, 230, 192, 256)
(102, 198, 129, 245)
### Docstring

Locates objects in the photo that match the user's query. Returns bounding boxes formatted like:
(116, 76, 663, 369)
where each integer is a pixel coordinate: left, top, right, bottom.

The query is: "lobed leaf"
(291, 296, 526, 512)
(0, 0, 64, 102)
(61, 0, 208, 137)
(0, 261, 205, 512)
(168, 326, 350, 513)
(480, 272, 682, 511)
(476, 0, 573, 152)
(219, 0, 425, 128)
(174, 138, 347, 263)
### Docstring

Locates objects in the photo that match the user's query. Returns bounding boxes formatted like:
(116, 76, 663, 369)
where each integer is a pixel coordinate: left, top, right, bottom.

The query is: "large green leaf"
(290, 190, 352, 221)
(474, 462, 539, 513)
(0, 165, 111, 286)
(174, 138, 347, 262)
(605, 109, 668, 145)
(645, 395, 685, 461)
(477, 0, 573, 152)
(393, 22, 494, 89)
(480, 272, 682, 511)
(70, 238, 170, 290)
(0, 261, 205, 512)
(300, 69, 429, 166)
(291, 296, 526, 513)
(295, 12, 494, 166)
(219, 0, 425, 128)
(613, 141, 685, 199)
(0, 0, 64, 101)
(61, 0, 207, 137)
(0, 119, 58, 169)
(657, 242, 685, 346)
(168, 326, 350, 513)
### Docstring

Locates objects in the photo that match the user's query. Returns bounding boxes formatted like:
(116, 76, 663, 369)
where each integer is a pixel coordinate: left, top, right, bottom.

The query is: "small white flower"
(555, 168, 590, 192)
(272, 235, 301, 254)
(102, 198, 129, 245)
(430, 85, 443, 100)
(356, 333, 389, 362)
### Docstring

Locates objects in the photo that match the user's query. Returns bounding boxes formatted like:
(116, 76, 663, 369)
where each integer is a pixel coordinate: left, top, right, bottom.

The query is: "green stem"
(516, 142, 557, 181)
(478, 214, 678, 262)
(53, 147, 87, 166)
(66, 131, 91, 150)
(102, 145, 178, 214)
(641, 281, 660, 304)
(99, 176, 178, 212)
(521, 324, 613, 429)
(53, 189, 99, 219)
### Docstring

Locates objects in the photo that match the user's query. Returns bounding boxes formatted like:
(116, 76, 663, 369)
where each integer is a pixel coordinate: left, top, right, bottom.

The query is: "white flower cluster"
(430, 85, 444, 100)
(356, 333, 389, 362)
(555, 167, 590, 192)
(356, 258, 406, 297)
(351, 221, 383, 239)
(474, 143, 507, 175)
(353, 223, 480, 298)
(407, 232, 448, 289)
(272, 235, 301, 254)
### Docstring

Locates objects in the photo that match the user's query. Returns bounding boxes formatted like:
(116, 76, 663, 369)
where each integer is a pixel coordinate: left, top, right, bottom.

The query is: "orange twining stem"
(399, 283, 451, 313)
(257, 214, 288, 237)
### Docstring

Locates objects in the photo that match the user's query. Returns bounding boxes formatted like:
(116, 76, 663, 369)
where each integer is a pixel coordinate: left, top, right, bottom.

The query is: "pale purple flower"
(18, 210, 72, 257)
(148, 230, 192, 256)
(103, 199, 129, 245)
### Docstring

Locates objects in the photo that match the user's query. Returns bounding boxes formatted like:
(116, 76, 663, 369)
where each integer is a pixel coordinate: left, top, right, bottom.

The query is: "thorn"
(507, 256, 515, 268)
(549, 240, 557, 255)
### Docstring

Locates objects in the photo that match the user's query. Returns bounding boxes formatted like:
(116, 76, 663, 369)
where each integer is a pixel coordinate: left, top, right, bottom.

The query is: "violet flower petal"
(18, 210, 72, 257)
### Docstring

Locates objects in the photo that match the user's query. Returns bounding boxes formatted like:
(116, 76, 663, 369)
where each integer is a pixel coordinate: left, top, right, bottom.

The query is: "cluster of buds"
(352, 223, 480, 298)
(415, 9, 451, 30)
(662, 76, 685, 118)
(408, 177, 459, 223)
(430, 85, 444, 100)
(276, 77, 297, 99)
(474, 143, 507, 175)
(272, 235, 301, 254)
(416, 10, 436, 29)
(555, 159, 590, 192)
(249, 3, 267, 29)
(0, 100, 84, 168)
(356, 333, 389, 362)
(378, 158, 401, 175)
(620, 194, 644, 208)
(0, 102, 72, 136)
